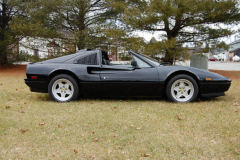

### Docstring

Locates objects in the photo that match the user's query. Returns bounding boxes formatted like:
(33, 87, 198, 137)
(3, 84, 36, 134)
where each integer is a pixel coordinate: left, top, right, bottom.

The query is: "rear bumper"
(24, 78, 48, 93)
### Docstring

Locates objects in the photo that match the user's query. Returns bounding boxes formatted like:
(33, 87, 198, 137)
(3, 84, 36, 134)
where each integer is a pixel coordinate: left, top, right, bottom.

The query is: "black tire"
(166, 74, 198, 103)
(48, 74, 79, 102)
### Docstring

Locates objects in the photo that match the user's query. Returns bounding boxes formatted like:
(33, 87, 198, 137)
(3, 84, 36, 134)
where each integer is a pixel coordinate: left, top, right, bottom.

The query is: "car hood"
(157, 65, 231, 82)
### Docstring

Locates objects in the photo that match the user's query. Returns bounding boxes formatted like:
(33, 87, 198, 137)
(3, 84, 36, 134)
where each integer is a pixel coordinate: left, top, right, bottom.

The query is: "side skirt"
(201, 92, 225, 98)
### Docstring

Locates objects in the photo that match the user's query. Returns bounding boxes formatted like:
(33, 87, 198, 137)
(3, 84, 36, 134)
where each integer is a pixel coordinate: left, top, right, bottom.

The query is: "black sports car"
(24, 49, 231, 103)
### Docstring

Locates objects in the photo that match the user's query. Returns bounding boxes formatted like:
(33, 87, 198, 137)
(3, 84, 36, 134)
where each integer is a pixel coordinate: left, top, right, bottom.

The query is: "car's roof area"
(39, 49, 100, 63)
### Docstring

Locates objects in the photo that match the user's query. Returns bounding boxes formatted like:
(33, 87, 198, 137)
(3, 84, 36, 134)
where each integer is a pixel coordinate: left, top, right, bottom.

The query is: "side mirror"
(131, 60, 137, 66)
(131, 60, 140, 69)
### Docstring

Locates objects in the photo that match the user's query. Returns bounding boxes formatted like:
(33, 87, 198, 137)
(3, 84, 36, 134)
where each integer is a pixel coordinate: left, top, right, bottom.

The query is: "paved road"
(176, 61, 240, 71)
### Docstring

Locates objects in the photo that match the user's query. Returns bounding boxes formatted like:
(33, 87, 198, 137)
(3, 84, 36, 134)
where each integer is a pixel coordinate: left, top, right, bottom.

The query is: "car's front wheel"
(166, 74, 198, 103)
(48, 74, 79, 102)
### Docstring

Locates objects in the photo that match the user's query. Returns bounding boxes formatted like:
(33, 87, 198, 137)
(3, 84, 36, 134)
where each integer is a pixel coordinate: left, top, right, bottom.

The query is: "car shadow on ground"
(35, 93, 220, 103)
(37, 94, 166, 102)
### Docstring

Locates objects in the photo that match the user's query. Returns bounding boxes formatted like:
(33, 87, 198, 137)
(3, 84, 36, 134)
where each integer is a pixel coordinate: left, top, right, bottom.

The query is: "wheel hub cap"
(52, 79, 74, 102)
(171, 79, 194, 102)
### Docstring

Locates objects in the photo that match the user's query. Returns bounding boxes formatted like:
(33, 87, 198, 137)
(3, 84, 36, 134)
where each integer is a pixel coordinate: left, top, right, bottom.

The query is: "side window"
(76, 53, 98, 65)
(133, 55, 151, 68)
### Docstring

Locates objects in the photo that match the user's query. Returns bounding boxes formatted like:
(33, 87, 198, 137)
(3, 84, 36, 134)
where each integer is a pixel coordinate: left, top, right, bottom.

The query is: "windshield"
(137, 53, 160, 66)
(132, 55, 151, 68)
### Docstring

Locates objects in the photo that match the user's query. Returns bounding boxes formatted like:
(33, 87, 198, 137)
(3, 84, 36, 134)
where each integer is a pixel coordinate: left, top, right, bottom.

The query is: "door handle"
(91, 71, 101, 74)
(87, 67, 101, 74)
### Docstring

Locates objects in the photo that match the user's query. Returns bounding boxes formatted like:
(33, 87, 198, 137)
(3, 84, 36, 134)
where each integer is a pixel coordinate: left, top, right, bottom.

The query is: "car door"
(74, 51, 103, 97)
(100, 58, 160, 97)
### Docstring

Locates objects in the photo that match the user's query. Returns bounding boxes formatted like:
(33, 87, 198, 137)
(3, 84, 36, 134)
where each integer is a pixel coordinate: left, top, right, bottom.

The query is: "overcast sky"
(136, 24, 240, 44)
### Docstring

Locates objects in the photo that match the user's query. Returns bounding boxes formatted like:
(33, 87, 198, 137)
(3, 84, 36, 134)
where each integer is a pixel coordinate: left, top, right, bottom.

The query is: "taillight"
(31, 76, 37, 79)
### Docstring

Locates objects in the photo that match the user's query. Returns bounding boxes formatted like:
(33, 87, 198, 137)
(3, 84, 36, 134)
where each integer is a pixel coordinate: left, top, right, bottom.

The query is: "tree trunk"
(77, 33, 85, 50)
(0, 48, 8, 64)
(165, 31, 178, 65)
(76, 37, 85, 50)
(164, 49, 174, 65)
(0, 32, 9, 64)
(76, 4, 86, 50)
(0, 2, 10, 64)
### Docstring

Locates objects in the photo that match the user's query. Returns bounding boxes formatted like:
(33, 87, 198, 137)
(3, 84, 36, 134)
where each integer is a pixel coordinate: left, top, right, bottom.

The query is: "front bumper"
(199, 80, 231, 97)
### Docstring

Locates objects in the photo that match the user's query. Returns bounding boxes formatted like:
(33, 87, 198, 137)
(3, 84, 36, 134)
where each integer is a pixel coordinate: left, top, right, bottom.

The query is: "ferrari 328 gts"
(24, 49, 231, 103)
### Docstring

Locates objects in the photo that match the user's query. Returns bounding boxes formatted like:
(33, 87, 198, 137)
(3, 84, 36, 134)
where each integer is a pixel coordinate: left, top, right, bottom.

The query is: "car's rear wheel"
(48, 74, 79, 102)
(166, 74, 198, 103)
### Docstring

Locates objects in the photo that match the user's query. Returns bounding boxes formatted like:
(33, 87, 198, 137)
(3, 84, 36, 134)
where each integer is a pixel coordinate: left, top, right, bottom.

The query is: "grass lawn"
(0, 65, 240, 159)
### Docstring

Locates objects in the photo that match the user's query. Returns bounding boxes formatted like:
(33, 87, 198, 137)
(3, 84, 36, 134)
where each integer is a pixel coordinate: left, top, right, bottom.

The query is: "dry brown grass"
(209, 70, 240, 80)
(0, 65, 239, 159)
